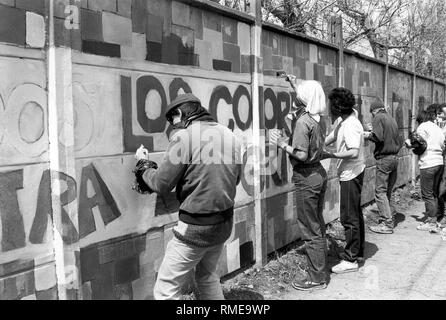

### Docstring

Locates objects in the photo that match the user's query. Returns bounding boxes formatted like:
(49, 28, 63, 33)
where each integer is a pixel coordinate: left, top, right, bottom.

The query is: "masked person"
(323, 88, 365, 274)
(364, 99, 402, 234)
(135, 93, 242, 300)
(270, 79, 329, 291)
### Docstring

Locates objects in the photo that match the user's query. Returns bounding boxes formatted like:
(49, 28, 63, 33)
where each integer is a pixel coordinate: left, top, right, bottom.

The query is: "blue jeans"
(420, 165, 445, 222)
(293, 164, 328, 284)
(375, 155, 399, 227)
(438, 158, 446, 219)
(154, 237, 225, 300)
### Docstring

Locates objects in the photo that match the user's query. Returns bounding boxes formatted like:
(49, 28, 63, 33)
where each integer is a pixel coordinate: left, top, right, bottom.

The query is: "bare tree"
(392, 0, 446, 77)
(261, 0, 336, 34)
(333, 0, 409, 56)
(216, 0, 446, 78)
(260, 0, 409, 57)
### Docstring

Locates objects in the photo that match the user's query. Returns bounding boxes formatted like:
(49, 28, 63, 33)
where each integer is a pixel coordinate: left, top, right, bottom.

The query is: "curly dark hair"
(416, 110, 436, 124)
(328, 87, 356, 115)
(426, 103, 441, 115)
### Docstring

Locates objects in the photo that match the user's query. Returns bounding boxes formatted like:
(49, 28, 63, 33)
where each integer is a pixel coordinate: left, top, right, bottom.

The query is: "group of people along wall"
(0, 0, 445, 300)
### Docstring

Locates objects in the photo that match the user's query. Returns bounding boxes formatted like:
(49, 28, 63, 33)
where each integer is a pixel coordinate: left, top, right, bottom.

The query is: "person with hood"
(323, 88, 366, 274)
(270, 79, 329, 291)
(135, 93, 242, 300)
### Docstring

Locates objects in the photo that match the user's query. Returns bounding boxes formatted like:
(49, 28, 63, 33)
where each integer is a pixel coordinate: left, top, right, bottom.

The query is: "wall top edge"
(176, 0, 255, 24)
(261, 21, 340, 51)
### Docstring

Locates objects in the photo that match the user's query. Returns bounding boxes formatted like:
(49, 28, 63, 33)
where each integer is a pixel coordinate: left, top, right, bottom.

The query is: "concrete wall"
(0, 0, 445, 300)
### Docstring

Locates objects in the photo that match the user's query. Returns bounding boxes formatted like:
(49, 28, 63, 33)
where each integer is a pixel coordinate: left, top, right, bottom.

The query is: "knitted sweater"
(173, 215, 234, 248)
(143, 108, 240, 248)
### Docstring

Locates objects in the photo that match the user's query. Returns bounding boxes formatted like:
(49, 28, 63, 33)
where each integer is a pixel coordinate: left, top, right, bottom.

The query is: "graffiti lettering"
(78, 164, 122, 238)
(137, 75, 168, 134)
(264, 88, 291, 130)
(122, 75, 297, 152)
(208, 85, 253, 131)
(121, 74, 300, 197)
(29, 170, 78, 245)
(0, 164, 121, 253)
(0, 170, 26, 252)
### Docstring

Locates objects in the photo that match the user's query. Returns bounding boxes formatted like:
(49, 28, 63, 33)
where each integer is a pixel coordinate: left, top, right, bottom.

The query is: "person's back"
(417, 120, 445, 169)
(139, 93, 242, 300)
(414, 110, 446, 232)
(372, 110, 402, 159)
(176, 121, 241, 220)
(367, 101, 402, 235)
(290, 112, 326, 168)
(336, 112, 366, 181)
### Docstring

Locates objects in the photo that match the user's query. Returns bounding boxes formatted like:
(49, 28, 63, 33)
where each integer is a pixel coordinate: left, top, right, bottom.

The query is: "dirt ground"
(182, 184, 446, 300)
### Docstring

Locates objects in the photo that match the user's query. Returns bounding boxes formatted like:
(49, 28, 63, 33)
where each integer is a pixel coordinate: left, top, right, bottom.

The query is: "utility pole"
(330, 16, 344, 87)
(249, 0, 267, 268)
(428, 62, 435, 103)
(383, 40, 389, 111)
(47, 0, 82, 299)
(409, 5, 417, 187)
(411, 52, 417, 187)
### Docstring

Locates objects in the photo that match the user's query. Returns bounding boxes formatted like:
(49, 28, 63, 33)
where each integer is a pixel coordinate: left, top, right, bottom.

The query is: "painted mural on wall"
(416, 78, 433, 114)
(387, 69, 413, 186)
(52, 0, 253, 74)
(0, 51, 61, 299)
(434, 83, 445, 104)
(0, 0, 445, 300)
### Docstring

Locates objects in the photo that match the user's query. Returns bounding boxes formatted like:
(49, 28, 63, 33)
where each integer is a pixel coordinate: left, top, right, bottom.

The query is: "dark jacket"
(370, 110, 402, 159)
(143, 120, 241, 247)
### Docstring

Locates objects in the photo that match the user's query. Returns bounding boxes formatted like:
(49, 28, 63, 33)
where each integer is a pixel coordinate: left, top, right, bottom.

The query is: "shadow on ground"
(411, 214, 427, 223)
(224, 289, 264, 300)
(327, 238, 379, 270)
(394, 212, 406, 227)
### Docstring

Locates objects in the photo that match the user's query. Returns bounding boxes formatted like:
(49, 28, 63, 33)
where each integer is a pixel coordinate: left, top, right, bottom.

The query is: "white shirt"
(329, 113, 366, 181)
(416, 121, 445, 169)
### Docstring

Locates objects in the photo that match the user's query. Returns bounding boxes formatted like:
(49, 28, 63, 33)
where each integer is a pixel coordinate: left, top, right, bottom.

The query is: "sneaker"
(369, 223, 394, 234)
(291, 279, 327, 291)
(331, 260, 359, 274)
(417, 222, 437, 232)
(437, 217, 446, 228)
(294, 243, 306, 254)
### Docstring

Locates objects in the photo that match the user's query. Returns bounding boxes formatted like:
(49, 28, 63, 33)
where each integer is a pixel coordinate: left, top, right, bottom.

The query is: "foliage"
(217, 0, 446, 79)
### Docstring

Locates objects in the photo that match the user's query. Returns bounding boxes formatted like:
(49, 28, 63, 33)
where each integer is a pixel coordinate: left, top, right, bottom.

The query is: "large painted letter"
(137, 75, 168, 134)
(29, 170, 79, 245)
(0, 170, 26, 252)
(79, 164, 121, 239)
(232, 85, 252, 131)
(209, 85, 235, 130)
(121, 76, 154, 153)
